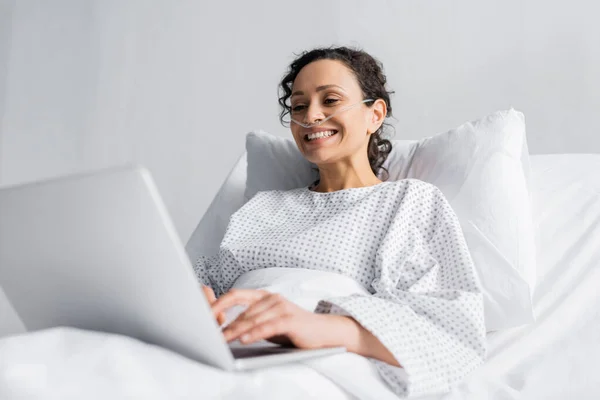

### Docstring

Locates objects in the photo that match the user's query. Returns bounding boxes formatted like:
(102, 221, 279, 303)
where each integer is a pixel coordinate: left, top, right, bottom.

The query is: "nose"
(303, 102, 325, 125)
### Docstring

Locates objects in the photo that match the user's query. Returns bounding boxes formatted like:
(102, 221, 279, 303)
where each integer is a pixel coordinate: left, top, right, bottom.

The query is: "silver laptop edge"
(0, 165, 344, 370)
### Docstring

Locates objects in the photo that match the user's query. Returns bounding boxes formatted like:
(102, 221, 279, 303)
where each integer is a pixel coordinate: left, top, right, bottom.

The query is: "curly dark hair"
(278, 46, 395, 180)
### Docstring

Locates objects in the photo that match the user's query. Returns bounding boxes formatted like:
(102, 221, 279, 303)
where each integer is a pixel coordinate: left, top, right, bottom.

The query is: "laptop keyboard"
(230, 346, 302, 359)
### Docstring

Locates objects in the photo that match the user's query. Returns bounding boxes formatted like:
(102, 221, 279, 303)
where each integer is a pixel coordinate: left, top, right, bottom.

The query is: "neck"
(312, 155, 382, 193)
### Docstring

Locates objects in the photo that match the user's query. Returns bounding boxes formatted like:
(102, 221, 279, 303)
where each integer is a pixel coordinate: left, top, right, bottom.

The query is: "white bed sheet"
(1, 154, 599, 400)
(0, 270, 399, 400)
(0, 327, 357, 400)
(419, 154, 600, 399)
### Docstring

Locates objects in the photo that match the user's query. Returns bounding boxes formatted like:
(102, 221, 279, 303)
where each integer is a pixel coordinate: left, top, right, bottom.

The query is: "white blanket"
(0, 268, 398, 400)
(0, 327, 351, 400)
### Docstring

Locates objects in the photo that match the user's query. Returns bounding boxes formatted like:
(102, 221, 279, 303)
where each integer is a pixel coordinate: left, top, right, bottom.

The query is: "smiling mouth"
(304, 130, 339, 142)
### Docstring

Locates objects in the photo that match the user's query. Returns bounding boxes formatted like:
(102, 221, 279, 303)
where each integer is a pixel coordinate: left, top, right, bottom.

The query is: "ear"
(367, 99, 387, 134)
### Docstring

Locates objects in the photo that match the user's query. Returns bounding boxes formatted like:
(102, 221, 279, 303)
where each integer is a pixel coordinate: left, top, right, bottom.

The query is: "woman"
(196, 46, 486, 397)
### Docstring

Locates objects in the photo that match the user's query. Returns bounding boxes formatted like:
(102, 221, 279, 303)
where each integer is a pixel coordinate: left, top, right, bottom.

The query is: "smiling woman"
(194, 46, 487, 398)
(278, 48, 394, 192)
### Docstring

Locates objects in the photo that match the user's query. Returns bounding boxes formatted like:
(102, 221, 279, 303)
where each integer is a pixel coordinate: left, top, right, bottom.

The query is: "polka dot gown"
(194, 179, 487, 398)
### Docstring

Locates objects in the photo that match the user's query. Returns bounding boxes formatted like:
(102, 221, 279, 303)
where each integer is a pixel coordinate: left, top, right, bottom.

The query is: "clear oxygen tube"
(286, 99, 374, 128)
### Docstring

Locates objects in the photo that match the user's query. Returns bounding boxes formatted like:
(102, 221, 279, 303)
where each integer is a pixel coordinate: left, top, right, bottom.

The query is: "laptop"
(0, 166, 345, 370)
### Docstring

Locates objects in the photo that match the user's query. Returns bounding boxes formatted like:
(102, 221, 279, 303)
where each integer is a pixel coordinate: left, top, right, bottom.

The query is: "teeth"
(307, 130, 337, 141)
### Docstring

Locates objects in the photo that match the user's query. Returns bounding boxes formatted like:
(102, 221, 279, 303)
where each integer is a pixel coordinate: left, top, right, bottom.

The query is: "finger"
(238, 293, 284, 320)
(238, 316, 291, 345)
(222, 301, 284, 342)
(211, 289, 269, 317)
(200, 286, 226, 325)
(201, 285, 217, 303)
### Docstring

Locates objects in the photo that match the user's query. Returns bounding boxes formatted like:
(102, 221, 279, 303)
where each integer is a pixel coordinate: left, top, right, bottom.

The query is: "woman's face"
(289, 59, 380, 166)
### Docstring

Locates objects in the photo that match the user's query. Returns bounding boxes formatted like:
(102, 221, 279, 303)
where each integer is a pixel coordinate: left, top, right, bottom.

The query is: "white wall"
(1, 0, 599, 242)
(0, 0, 13, 180)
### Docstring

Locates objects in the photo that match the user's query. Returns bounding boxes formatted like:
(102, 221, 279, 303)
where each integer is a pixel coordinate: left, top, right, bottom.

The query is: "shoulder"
(235, 186, 306, 215)
(381, 179, 443, 197)
(248, 186, 307, 202)
(377, 180, 450, 212)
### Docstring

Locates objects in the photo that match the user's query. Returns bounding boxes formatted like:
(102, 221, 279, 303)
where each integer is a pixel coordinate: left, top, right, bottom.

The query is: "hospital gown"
(194, 179, 487, 398)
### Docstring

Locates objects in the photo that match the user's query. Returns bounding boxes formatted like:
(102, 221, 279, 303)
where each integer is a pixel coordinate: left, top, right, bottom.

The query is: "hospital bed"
(0, 152, 599, 399)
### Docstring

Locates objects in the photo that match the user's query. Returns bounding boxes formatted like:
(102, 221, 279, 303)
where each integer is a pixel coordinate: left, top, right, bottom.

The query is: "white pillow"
(242, 109, 536, 331)
(244, 132, 319, 201)
(185, 153, 248, 265)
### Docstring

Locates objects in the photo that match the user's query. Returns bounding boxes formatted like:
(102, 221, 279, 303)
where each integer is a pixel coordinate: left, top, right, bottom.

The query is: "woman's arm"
(311, 183, 487, 397)
(323, 314, 401, 367)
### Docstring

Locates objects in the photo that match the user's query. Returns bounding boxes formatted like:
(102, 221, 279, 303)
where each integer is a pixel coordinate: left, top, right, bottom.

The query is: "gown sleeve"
(193, 254, 225, 297)
(314, 182, 487, 398)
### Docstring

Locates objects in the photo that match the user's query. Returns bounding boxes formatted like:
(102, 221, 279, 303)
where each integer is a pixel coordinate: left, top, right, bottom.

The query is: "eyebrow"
(291, 84, 346, 97)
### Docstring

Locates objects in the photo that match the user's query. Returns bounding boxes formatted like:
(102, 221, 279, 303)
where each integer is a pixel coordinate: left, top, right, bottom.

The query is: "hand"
(211, 288, 342, 349)
(201, 285, 226, 325)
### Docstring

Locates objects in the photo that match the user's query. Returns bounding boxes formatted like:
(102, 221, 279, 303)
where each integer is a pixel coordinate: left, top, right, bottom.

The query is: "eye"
(291, 104, 306, 112)
(291, 98, 339, 112)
